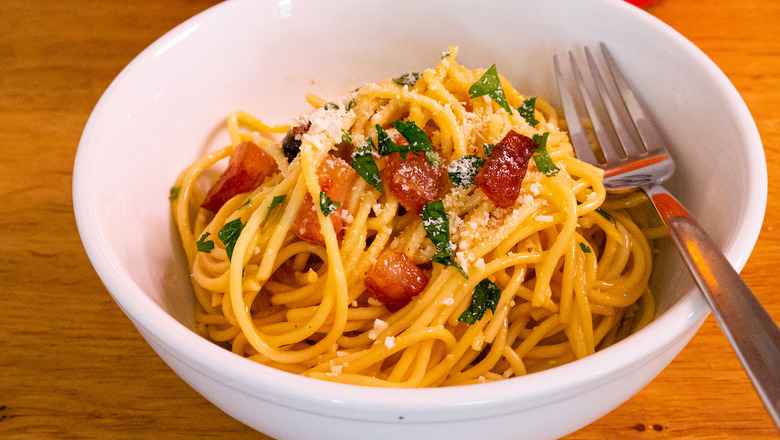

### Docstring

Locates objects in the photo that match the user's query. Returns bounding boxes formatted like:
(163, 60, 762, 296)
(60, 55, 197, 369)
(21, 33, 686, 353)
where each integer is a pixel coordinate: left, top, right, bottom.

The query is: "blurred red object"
(625, 0, 655, 6)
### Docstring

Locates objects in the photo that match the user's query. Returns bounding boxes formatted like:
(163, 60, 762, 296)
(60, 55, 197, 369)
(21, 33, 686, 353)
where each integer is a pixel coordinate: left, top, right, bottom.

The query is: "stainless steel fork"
(555, 43, 780, 427)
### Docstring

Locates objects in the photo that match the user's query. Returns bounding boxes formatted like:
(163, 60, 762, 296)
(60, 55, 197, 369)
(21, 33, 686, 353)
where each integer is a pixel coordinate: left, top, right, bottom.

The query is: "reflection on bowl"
(73, 0, 766, 438)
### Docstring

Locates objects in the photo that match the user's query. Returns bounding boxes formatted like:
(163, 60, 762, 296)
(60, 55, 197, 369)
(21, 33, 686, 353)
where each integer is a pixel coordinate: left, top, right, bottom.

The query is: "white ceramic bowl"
(72, 0, 767, 438)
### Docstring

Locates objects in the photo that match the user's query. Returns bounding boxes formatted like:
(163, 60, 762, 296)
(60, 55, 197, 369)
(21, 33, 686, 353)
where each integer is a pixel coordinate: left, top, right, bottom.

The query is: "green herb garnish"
(532, 132, 559, 176)
(347, 99, 356, 110)
(375, 124, 403, 157)
(458, 279, 501, 325)
(579, 242, 592, 254)
(323, 102, 339, 110)
(468, 64, 513, 115)
(351, 138, 383, 193)
(375, 121, 440, 165)
(393, 119, 441, 165)
(341, 129, 352, 144)
(518, 97, 538, 126)
(483, 143, 494, 157)
(392, 72, 422, 87)
(196, 232, 214, 253)
(448, 155, 486, 188)
(595, 207, 614, 223)
(265, 195, 287, 221)
(420, 200, 467, 279)
(169, 186, 180, 201)
(319, 191, 341, 216)
(218, 218, 244, 261)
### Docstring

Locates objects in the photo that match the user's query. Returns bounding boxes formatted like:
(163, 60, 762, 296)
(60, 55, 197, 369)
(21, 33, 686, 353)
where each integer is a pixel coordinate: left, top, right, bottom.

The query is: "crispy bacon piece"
(475, 130, 537, 208)
(201, 142, 277, 212)
(332, 139, 355, 164)
(364, 251, 428, 312)
(292, 155, 358, 244)
(281, 122, 310, 163)
(381, 152, 443, 214)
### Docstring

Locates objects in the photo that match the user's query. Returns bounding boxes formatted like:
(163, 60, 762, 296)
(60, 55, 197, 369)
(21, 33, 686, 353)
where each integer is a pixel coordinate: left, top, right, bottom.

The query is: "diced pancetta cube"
(475, 130, 536, 208)
(292, 155, 358, 244)
(364, 251, 428, 312)
(201, 142, 277, 212)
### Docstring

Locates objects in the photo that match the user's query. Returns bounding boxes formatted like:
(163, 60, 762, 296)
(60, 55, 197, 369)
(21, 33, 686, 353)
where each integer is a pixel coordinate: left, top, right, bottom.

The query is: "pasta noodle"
(170, 46, 658, 387)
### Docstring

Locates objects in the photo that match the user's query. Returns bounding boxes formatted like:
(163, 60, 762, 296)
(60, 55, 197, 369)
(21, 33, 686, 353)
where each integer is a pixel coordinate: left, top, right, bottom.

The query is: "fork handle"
(644, 183, 780, 427)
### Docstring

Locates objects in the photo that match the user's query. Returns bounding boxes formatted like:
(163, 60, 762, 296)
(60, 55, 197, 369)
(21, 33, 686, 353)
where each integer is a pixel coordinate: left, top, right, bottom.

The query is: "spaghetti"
(170, 47, 657, 387)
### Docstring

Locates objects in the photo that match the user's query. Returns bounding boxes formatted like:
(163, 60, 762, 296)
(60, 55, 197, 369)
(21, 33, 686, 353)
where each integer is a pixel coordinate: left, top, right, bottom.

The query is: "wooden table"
(1, 0, 778, 438)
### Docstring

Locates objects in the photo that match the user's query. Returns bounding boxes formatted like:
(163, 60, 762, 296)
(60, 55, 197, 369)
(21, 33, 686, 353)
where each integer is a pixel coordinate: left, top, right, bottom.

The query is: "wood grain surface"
(1, 0, 778, 438)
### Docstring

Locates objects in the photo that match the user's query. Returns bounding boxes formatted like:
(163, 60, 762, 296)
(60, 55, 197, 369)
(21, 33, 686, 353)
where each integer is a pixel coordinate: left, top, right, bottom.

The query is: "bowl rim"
(72, 0, 767, 418)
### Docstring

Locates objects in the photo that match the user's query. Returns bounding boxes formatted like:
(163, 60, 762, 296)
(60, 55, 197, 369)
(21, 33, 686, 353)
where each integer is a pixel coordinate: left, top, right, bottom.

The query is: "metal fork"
(555, 43, 780, 427)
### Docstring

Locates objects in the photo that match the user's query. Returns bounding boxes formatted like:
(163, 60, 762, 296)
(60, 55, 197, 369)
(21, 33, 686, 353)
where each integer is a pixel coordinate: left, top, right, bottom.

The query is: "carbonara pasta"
(170, 47, 658, 387)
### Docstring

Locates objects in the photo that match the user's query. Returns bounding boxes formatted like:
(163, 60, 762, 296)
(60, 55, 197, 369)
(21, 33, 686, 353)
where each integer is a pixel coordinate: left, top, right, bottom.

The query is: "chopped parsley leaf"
(579, 242, 592, 253)
(351, 138, 383, 193)
(392, 120, 441, 165)
(420, 200, 467, 279)
(483, 143, 494, 157)
(518, 97, 539, 126)
(392, 72, 422, 87)
(347, 99, 356, 110)
(319, 191, 341, 216)
(448, 155, 486, 188)
(441, 49, 455, 58)
(458, 279, 501, 325)
(468, 64, 513, 115)
(218, 218, 244, 261)
(341, 129, 352, 144)
(375, 124, 402, 156)
(169, 186, 180, 201)
(323, 102, 339, 110)
(531, 132, 560, 176)
(595, 207, 614, 223)
(375, 121, 440, 165)
(265, 195, 287, 221)
(196, 232, 214, 253)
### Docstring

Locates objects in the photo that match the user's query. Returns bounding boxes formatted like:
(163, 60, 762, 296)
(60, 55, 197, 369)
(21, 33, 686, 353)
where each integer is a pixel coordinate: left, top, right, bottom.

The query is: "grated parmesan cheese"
(455, 251, 469, 271)
(340, 210, 354, 224)
(518, 194, 534, 206)
(368, 318, 388, 340)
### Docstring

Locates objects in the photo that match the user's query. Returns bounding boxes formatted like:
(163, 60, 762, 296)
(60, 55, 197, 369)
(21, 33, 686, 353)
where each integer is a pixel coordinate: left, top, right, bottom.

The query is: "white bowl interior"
(73, 0, 766, 438)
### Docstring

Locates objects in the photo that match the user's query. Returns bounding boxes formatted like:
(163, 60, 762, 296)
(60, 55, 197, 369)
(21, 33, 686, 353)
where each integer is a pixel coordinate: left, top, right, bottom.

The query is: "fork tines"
(554, 43, 665, 170)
